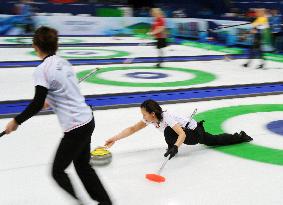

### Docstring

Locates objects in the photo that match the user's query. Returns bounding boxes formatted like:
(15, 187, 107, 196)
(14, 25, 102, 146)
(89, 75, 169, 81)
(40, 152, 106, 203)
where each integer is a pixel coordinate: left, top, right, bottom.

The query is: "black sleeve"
(14, 85, 48, 125)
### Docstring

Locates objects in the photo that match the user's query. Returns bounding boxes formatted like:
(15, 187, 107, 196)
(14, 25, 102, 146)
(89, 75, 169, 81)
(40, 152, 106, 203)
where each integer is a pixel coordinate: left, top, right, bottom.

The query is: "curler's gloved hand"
(164, 145, 178, 160)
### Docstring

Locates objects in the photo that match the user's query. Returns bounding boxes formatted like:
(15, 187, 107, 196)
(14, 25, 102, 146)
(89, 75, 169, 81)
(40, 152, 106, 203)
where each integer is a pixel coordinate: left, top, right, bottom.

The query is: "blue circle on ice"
(266, 120, 283, 136)
(125, 72, 168, 79)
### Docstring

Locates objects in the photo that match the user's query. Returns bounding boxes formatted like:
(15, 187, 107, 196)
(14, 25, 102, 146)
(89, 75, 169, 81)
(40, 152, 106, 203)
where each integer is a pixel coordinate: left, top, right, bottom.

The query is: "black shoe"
(239, 131, 253, 142)
(242, 63, 249, 67)
(256, 64, 264, 69)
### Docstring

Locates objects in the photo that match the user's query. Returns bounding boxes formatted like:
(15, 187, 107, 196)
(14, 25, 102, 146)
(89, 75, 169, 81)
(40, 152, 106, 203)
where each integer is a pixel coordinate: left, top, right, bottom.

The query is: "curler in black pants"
(52, 118, 112, 205)
(164, 122, 252, 149)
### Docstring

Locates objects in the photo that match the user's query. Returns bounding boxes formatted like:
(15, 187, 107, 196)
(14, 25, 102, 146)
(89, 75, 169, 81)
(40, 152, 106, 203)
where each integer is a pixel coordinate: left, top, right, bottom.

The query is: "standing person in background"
(269, 9, 282, 53)
(4, 26, 112, 205)
(243, 8, 270, 69)
(147, 8, 167, 68)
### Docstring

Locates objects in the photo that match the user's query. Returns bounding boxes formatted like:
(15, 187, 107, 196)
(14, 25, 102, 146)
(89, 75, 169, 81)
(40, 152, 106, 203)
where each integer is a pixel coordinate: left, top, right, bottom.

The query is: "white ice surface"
(0, 96, 283, 205)
(0, 45, 224, 61)
(0, 59, 282, 101)
(1, 37, 283, 205)
(0, 36, 154, 44)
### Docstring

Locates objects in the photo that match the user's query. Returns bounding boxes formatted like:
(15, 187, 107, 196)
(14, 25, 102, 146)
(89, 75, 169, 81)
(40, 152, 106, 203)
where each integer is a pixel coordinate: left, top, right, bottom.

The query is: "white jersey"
(34, 55, 93, 132)
(143, 111, 197, 132)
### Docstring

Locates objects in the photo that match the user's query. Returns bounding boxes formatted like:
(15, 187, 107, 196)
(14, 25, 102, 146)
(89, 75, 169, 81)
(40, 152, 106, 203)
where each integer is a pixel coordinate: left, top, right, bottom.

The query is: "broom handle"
(123, 41, 149, 64)
(124, 33, 155, 64)
(0, 131, 6, 138)
(157, 156, 170, 175)
(209, 22, 251, 31)
(185, 108, 198, 128)
(190, 108, 197, 121)
(78, 68, 100, 83)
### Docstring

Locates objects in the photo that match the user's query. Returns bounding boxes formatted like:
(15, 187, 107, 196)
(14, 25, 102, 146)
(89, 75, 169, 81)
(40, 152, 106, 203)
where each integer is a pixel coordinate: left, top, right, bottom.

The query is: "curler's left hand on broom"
(164, 145, 178, 160)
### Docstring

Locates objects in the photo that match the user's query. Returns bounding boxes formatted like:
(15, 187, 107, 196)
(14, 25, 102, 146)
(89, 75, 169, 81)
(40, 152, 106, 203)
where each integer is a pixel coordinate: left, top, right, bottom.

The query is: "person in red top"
(147, 8, 167, 67)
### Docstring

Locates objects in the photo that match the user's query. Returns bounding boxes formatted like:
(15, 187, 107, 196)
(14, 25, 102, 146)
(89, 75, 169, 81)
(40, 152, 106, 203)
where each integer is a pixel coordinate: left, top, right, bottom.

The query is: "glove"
(164, 145, 178, 160)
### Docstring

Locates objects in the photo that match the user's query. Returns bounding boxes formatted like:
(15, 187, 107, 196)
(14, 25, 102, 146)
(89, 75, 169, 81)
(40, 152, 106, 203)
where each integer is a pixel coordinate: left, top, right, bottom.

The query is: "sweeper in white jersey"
(105, 99, 253, 160)
(4, 26, 112, 205)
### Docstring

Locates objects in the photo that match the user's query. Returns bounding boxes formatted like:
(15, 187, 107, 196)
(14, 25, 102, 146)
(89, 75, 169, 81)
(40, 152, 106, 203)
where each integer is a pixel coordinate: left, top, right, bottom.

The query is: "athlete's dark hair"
(33, 26, 58, 55)
(140, 99, 163, 122)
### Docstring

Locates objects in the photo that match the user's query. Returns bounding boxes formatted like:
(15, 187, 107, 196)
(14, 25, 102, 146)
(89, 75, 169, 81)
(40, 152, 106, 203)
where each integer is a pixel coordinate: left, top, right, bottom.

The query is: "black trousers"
(272, 32, 282, 50)
(156, 38, 167, 49)
(246, 32, 264, 65)
(52, 118, 112, 205)
(156, 38, 167, 64)
(164, 121, 246, 148)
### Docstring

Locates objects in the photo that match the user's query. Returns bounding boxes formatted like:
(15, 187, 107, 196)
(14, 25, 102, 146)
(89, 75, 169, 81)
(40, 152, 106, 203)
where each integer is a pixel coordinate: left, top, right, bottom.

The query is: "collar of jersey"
(42, 54, 55, 62)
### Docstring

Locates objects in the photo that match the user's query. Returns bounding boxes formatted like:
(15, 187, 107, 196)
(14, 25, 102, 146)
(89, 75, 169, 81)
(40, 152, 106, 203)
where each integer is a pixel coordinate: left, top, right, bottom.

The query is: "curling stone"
(90, 147, 112, 166)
